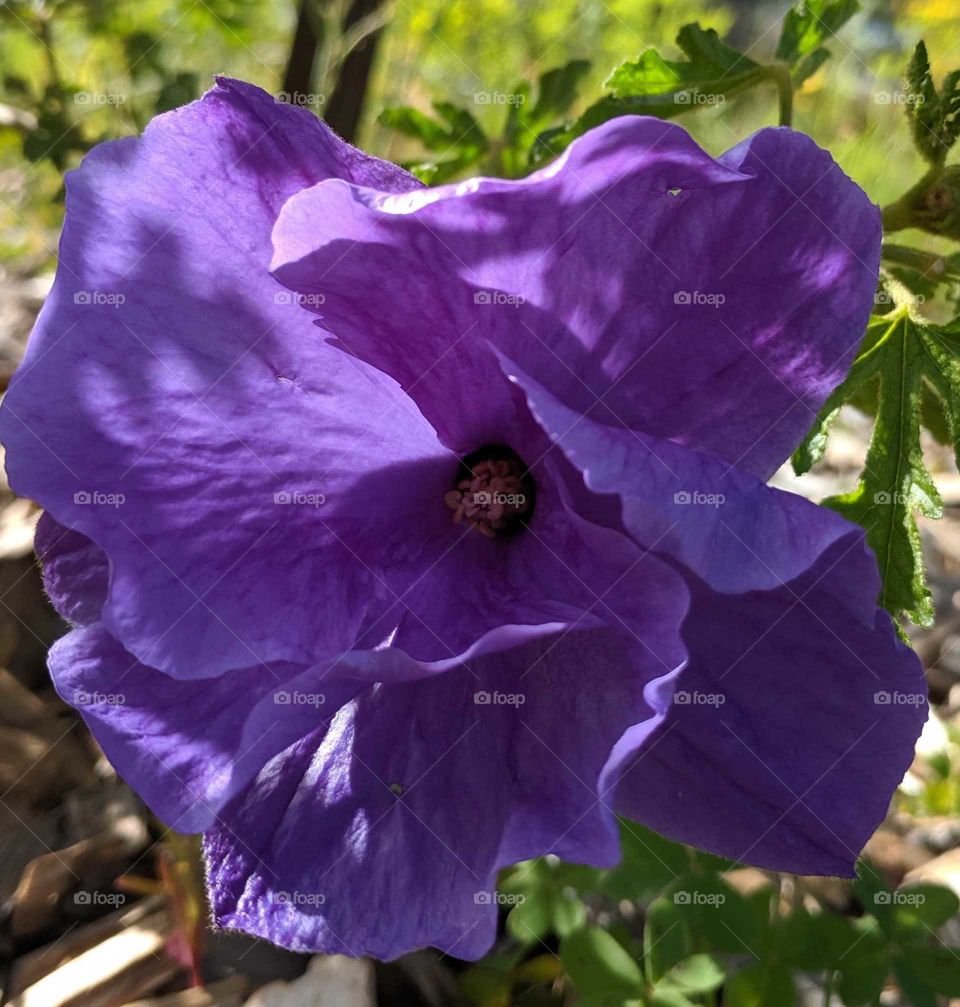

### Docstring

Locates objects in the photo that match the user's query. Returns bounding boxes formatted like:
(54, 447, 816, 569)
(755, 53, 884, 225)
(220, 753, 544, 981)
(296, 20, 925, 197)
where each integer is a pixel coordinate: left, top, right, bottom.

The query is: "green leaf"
(649, 990, 696, 1007)
(606, 24, 761, 106)
(528, 59, 592, 126)
(776, 0, 859, 64)
(644, 896, 693, 984)
(892, 884, 960, 940)
(378, 101, 488, 183)
(836, 935, 890, 1007)
(899, 946, 960, 995)
(793, 310, 960, 626)
(500, 858, 588, 943)
(656, 953, 725, 996)
(724, 963, 796, 1006)
(601, 821, 690, 902)
(531, 23, 769, 164)
(778, 907, 860, 971)
(892, 959, 940, 1007)
(666, 875, 769, 956)
(377, 106, 453, 149)
(904, 41, 960, 165)
(560, 926, 644, 998)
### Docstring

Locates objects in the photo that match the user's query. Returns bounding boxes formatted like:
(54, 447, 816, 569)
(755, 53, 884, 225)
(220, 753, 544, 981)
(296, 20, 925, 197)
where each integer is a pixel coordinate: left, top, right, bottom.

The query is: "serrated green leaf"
(561, 926, 644, 998)
(532, 24, 768, 164)
(529, 59, 591, 124)
(606, 24, 761, 106)
(903, 41, 960, 165)
(793, 310, 960, 626)
(776, 0, 859, 64)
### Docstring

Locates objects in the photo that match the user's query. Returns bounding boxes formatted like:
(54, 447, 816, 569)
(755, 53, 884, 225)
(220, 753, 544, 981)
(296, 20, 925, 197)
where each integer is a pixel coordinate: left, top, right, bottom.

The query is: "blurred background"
(1, 1, 960, 1005)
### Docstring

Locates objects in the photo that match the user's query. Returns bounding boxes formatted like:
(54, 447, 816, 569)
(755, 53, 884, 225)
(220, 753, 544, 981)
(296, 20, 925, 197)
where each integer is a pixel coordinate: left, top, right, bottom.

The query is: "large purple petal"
(204, 625, 682, 961)
(35, 512, 109, 626)
(504, 366, 926, 874)
(271, 117, 879, 476)
(48, 624, 371, 832)
(0, 78, 450, 680)
(611, 540, 926, 875)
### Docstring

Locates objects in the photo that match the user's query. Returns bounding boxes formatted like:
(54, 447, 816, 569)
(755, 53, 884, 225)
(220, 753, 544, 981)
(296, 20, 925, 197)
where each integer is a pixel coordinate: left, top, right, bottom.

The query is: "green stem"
(767, 64, 794, 127)
(881, 166, 942, 232)
(823, 969, 835, 1006)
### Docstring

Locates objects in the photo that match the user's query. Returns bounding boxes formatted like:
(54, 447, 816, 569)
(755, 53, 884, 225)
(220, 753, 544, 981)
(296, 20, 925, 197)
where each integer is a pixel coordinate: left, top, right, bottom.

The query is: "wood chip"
(9, 906, 179, 1007)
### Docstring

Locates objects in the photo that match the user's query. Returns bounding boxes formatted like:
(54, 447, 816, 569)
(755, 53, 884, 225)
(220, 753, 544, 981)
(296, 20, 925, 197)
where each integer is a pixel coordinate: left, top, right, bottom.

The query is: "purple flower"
(0, 79, 926, 961)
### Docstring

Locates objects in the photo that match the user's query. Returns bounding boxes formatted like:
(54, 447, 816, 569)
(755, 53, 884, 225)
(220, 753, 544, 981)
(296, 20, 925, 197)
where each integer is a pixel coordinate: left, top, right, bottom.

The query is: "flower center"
(444, 445, 534, 538)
